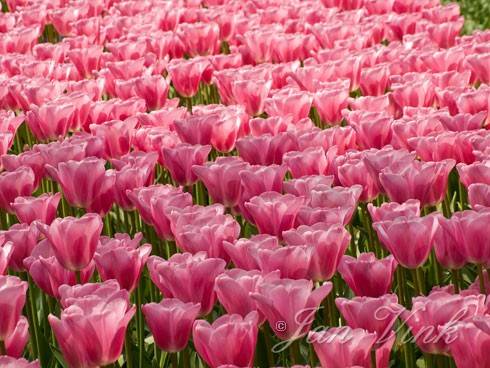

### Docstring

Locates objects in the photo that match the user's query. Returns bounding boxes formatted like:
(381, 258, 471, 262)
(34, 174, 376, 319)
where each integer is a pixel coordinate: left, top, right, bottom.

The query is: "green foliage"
(447, 0, 490, 33)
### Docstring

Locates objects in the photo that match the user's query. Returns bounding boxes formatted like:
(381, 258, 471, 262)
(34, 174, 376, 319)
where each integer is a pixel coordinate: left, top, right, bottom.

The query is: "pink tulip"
(170, 209, 240, 260)
(0, 241, 13, 275)
(313, 87, 349, 125)
(283, 175, 334, 197)
(4, 315, 29, 358)
(161, 144, 212, 186)
(142, 299, 201, 352)
(167, 58, 209, 98)
(67, 45, 103, 78)
(457, 160, 490, 187)
(215, 269, 280, 325)
(58, 280, 124, 309)
(402, 290, 486, 354)
(338, 253, 398, 297)
(26, 101, 75, 141)
(283, 147, 328, 178)
(449, 319, 490, 368)
(148, 252, 226, 316)
(222, 235, 280, 271)
(252, 279, 332, 340)
(256, 245, 313, 280)
(433, 214, 468, 269)
(193, 312, 259, 368)
(336, 294, 402, 342)
(46, 157, 115, 215)
(48, 290, 135, 368)
(0, 166, 36, 213)
(0, 357, 39, 367)
(287, 225, 348, 277)
(454, 209, 490, 266)
(150, 190, 193, 241)
(237, 132, 300, 166)
(367, 199, 421, 222)
(468, 183, 490, 208)
(127, 184, 184, 227)
(11, 193, 61, 225)
(308, 327, 377, 368)
(1, 223, 39, 272)
(0, 275, 27, 341)
(39, 213, 103, 272)
(264, 89, 313, 123)
(1, 150, 45, 189)
(90, 119, 138, 159)
(245, 192, 304, 237)
(373, 214, 439, 269)
(337, 156, 381, 202)
(0, 132, 13, 157)
(24, 240, 94, 298)
(390, 80, 435, 109)
(193, 157, 249, 210)
(360, 64, 390, 96)
(232, 79, 272, 116)
(94, 233, 151, 292)
(380, 159, 456, 207)
(466, 53, 490, 84)
(346, 111, 393, 150)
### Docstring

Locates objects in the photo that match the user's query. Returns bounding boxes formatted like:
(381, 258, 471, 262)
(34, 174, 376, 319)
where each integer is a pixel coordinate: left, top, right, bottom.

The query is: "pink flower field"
(0, 0, 489, 367)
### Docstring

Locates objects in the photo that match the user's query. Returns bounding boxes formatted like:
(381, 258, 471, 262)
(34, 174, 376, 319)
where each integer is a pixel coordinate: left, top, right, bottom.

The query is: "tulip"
(58, 280, 124, 309)
(402, 290, 486, 354)
(232, 79, 272, 116)
(264, 89, 313, 123)
(468, 183, 490, 208)
(0, 275, 27, 341)
(283, 175, 334, 197)
(142, 299, 201, 352)
(90, 119, 138, 159)
(0, 357, 39, 367)
(256, 245, 313, 280)
(336, 294, 402, 341)
(283, 223, 351, 281)
(449, 320, 490, 368)
(4, 316, 29, 357)
(373, 214, 439, 269)
(308, 327, 377, 368)
(252, 279, 332, 340)
(1, 150, 45, 189)
(367, 199, 421, 222)
(24, 239, 95, 299)
(283, 147, 328, 179)
(313, 87, 349, 125)
(1, 223, 39, 272)
(46, 157, 115, 215)
(215, 269, 281, 325)
(193, 312, 259, 368)
(39, 213, 103, 272)
(147, 252, 226, 315)
(161, 144, 212, 187)
(48, 291, 135, 368)
(127, 184, 185, 227)
(245, 192, 305, 237)
(337, 156, 381, 202)
(379, 159, 456, 207)
(455, 209, 490, 266)
(150, 191, 194, 240)
(193, 157, 249, 210)
(11, 193, 61, 225)
(26, 101, 75, 141)
(167, 58, 209, 98)
(94, 233, 152, 292)
(0, 241, 13, 275)
(338, 253, 398, 297)
(222, 235, 279, 271)
(457, 160, 490, 187)
(0, 166, 36, 213)
(112, 163, 156, 211)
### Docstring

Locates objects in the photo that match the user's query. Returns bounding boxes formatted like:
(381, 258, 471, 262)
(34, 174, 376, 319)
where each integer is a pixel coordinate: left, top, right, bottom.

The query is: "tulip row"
(1, 0, 490, 367)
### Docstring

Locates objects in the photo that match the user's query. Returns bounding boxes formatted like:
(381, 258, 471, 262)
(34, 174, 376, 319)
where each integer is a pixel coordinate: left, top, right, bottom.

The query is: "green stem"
(171, 353, 178, 368)
(26, 274, 42, 364)
(477, 264, 486, 294)
(136, 284, 144, 368)
(125, 329, 133, 368)
(289, 339, 302, 365)
(181, 348, 190, 368)
(371, 348, 377, 368)
(0, 340, 5, 355)
(451, 269, 461, 293)
(75, 270, 82, 284)
(412, 268, 425, 295)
